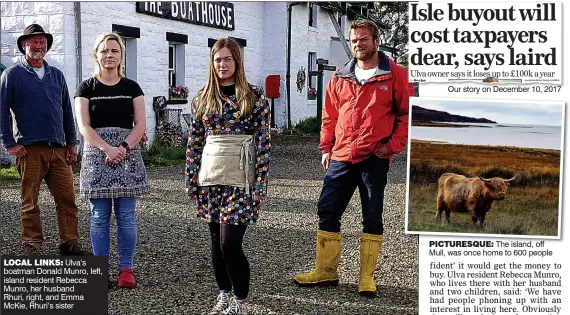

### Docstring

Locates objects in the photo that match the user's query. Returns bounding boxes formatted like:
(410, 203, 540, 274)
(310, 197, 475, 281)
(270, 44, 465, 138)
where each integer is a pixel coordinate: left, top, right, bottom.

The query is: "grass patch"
(1, 163, 81, 179)
(407, 141, 561, 236)
(0, 165, 20, 180)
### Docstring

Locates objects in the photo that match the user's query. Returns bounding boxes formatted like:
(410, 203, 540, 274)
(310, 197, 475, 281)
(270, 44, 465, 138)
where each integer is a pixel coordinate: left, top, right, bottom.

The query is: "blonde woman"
(185, 38, 271, 315)
(74, 32, 148, 288)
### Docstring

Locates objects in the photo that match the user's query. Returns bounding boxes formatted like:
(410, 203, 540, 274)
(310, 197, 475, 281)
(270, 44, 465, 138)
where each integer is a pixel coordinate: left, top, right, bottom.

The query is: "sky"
(412, 99, 564, 127)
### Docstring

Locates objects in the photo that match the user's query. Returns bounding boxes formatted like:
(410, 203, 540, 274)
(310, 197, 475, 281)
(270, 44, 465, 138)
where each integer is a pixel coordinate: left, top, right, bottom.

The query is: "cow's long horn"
(504, 175, 517, 182)
(477, 174, 491, 182)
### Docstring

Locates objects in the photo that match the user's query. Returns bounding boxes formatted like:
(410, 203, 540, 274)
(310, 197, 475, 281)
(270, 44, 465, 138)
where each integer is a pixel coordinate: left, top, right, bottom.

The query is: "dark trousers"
(317, 156, 389, 235)
(208, 222, 249, 299)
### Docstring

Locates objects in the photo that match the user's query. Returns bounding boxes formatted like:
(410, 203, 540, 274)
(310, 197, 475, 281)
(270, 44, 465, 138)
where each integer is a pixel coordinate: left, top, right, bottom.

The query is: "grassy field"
(407, 140, 561, 236)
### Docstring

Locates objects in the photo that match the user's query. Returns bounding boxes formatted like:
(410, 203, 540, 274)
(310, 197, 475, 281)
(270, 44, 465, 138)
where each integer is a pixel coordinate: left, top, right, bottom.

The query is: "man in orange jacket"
(294, 19, 410, 296)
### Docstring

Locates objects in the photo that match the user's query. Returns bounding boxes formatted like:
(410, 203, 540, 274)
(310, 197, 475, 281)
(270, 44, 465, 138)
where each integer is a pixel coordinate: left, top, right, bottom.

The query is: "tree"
(367, 2, 409, 63)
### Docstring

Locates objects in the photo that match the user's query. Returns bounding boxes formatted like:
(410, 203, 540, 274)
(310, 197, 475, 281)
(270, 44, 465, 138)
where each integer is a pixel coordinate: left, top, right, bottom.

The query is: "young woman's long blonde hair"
(92, 32, 126, 79)
(195, 38, 252, 119)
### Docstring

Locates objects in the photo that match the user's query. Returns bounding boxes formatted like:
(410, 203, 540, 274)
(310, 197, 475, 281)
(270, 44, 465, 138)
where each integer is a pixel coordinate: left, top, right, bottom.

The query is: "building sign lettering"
(136, 2, 235, 31)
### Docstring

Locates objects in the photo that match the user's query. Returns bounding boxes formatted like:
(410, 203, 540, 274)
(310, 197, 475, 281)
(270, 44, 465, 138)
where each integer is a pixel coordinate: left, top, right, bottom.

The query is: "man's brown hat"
(17, 24, 53, 55)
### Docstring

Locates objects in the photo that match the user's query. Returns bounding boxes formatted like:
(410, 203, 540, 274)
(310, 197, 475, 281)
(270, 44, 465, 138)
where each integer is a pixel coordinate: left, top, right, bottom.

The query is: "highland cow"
(435, 173, 516, 227)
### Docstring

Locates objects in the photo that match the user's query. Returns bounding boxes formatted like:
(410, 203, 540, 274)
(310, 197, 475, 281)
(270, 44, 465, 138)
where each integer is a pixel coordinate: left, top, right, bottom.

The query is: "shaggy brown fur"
(435, 173, 515, 227)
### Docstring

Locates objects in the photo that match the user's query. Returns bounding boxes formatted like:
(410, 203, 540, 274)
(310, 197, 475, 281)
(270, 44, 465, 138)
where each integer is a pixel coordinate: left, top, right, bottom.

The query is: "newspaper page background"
(413, 0, 568, 314)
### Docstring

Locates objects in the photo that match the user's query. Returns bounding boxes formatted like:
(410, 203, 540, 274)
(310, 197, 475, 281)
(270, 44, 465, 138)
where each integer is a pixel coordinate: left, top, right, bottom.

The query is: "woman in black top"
(74, 32, 148, 289)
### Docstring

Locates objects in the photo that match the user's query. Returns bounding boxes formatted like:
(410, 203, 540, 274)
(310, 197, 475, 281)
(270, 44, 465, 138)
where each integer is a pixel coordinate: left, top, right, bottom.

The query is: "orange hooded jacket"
(319, 51, 411, 164)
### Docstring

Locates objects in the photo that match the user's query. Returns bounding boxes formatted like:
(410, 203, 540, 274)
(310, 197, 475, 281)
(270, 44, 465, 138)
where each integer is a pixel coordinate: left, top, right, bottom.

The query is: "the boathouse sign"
(136, 2, 235, 31)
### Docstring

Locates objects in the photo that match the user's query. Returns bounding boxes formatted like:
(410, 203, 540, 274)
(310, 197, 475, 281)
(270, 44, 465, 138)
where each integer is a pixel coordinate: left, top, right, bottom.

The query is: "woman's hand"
(104, 146, 126, 164)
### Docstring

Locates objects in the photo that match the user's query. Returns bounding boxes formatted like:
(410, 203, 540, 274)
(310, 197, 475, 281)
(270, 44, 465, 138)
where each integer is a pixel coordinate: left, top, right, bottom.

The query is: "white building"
(1, 1, 375, 145)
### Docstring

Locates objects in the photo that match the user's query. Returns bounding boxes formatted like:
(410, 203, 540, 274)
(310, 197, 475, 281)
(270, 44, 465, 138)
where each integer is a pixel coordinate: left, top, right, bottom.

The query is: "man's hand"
(7, 145, 27, 158)
(65, 145, 78, 165)
(375, 144, 389, 158)
(321, 152, 332, 171)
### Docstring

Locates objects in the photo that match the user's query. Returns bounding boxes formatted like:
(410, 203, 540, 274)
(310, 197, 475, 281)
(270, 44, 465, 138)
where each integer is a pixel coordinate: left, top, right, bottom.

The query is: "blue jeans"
(90, 197, 137, 270)
(317, 156, 389, 235)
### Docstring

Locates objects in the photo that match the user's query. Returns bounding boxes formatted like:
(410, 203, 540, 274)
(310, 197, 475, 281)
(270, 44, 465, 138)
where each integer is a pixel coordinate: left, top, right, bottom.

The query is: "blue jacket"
(0, 59, 78, 148)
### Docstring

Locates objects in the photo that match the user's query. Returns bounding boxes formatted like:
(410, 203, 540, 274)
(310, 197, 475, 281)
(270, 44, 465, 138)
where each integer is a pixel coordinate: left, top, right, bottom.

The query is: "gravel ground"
(0, 135, 418, 315)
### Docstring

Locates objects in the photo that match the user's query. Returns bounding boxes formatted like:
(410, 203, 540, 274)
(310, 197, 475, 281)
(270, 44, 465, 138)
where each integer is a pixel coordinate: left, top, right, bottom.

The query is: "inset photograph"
(405, 97, 564, 238)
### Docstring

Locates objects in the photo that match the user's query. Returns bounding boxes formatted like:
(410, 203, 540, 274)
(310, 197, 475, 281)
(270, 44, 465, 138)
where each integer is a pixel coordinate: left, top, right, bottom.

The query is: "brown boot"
(22, 243, 44, 256)
(293, 230, 342, 286)
(59, 239, 93, 256)
(358, 233, 382, 296)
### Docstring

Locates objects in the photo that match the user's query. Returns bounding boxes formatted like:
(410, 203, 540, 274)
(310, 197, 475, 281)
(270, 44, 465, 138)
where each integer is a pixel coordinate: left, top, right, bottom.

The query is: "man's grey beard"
(29, 51, 45, 60)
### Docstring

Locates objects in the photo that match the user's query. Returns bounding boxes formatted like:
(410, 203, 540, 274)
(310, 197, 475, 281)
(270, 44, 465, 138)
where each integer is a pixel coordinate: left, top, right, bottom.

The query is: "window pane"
(309, 3, 317, 27)
(169, 46, 174, 69)
(308, 52, 316, 88)
(308, 3, 313, 27)
(121, 37, 138, 81)
(124, 53, 128, 77)
(169, 70, 175, 87)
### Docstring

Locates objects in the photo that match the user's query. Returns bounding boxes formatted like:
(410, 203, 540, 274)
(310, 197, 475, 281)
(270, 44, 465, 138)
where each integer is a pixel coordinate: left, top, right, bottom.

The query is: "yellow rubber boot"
(358, 233, 382, 296)
(293, 230, 342, 286)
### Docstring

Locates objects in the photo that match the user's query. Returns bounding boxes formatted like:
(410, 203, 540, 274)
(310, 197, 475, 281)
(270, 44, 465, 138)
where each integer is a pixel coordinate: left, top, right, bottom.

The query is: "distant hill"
(412, 106, 496, 124)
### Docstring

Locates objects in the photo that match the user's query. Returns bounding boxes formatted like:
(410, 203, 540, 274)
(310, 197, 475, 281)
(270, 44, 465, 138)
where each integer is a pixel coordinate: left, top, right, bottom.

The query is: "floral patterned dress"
(185, 84, 271, 225)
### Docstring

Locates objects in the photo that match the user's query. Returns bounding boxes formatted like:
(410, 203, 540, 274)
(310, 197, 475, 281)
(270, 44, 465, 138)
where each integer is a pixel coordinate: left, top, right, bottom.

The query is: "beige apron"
(197, 134, 256, 190)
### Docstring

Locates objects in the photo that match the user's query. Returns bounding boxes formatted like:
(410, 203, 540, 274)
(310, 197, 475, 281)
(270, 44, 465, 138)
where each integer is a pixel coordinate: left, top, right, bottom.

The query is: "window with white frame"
(166, 32, 188, 92)
(168, 44, 176, 87)
(112, 24, 140, 81)
(308, 52, 317, 89)
(123, 38, 138, 81)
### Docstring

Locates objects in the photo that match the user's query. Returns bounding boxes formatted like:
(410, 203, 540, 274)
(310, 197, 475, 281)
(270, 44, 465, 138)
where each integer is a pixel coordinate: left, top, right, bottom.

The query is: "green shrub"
(0, 165, 20, 180)
(294, 116, 320, 134)
(142, 138, 187, 166)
